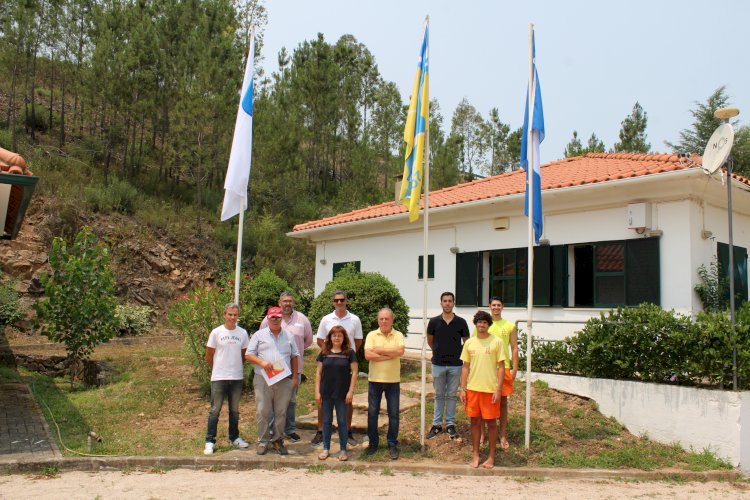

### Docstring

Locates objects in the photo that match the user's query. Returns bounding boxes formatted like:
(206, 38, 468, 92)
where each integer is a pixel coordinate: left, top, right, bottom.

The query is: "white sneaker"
(232, 437, 249, 449)
(203, 442, 215, 455)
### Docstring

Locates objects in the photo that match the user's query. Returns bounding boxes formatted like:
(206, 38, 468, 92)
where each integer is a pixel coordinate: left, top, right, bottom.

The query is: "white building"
(289, 153, 750, 345)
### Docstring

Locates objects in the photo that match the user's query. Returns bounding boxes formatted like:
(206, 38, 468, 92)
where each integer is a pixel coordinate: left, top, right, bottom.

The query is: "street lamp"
(713, 106, 740, 390)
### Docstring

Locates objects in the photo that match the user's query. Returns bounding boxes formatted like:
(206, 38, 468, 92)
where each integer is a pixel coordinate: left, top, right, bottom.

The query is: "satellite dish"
(701, 123, 735, 175)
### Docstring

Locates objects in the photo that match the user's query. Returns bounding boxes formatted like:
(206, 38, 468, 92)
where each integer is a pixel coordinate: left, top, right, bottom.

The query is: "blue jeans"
(205, 379, 243, 444)
(322, 397, 348, 451)
(367, 382, 399, 448)
(431, 364, 462, 427)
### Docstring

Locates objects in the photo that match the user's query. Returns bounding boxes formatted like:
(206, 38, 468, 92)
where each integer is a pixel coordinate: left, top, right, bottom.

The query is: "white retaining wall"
(528, 372, 750, 473)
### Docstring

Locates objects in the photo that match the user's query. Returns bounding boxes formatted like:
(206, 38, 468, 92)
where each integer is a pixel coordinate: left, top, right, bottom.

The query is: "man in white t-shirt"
(311, 290, 363, 446)
(203, 303, 250, 455)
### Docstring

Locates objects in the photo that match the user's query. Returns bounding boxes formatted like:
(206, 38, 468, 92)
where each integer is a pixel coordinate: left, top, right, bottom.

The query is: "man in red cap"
(246, 306, 300, 456)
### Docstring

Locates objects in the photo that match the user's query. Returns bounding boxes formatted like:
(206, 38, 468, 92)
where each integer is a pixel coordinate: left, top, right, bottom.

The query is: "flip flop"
(318, 450, 329, 460)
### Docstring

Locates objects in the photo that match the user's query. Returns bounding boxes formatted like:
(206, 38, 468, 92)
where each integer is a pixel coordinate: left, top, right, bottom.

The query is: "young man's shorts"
(501, 368, 514, 397)
(465, 389, 501, 419)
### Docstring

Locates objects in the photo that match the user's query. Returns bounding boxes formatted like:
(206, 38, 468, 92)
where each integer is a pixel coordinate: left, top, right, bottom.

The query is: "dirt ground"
(1, 468, 749, 499)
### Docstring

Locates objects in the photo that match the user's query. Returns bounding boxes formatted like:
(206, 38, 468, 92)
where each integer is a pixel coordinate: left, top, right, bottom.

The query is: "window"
(573, 238, 659, 307)
(332, 261, 360, 278)
(418, 255, 435, 279)
(717, 242, 748, 306)
(455, 237, 659, 308)
(490, 249, 527, 306)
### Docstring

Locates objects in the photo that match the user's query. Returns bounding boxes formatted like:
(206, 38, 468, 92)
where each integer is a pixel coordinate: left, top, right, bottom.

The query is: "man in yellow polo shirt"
(460, 310, 505, 469)
(364, 308, 405, 460)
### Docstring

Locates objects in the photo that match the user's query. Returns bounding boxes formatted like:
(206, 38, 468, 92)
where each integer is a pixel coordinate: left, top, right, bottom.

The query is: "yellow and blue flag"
(399, 24, 429, 222)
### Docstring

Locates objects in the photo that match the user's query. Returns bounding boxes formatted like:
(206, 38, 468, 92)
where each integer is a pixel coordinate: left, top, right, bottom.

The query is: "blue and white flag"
(221, 34, 255, 221)
(520, 30, 545, 243)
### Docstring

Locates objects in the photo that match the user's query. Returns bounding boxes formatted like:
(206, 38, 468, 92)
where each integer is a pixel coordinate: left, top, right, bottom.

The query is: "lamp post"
(714, 106, 740, 390)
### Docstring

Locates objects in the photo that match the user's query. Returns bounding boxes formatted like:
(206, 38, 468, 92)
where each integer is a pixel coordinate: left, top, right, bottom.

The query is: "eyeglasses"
(269, 317, 282, 321)
(333, 299, 346, 303)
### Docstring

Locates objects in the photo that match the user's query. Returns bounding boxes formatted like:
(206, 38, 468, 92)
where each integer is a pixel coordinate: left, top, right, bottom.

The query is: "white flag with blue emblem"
(221, 34, 255, 221)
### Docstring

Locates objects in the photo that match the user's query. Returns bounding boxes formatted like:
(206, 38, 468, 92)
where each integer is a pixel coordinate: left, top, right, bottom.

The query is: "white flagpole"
(420, 15, 430, 450)
(524, 23, 536, 450)
(234, 201, 244, 304)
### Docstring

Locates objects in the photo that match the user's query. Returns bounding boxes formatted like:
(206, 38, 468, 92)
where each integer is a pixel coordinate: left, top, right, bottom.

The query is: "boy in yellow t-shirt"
(460, 310, 505, 469)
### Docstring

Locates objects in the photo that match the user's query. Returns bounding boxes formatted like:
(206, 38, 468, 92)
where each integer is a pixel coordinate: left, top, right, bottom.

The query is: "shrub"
(33, 228, 119, 385)
(237, 268, 293, 332)
(523, 302, 750, 390)
(84, 177, 140, 214)
(307, 264, 409, 372)
(168, 286, 231, 394)
(115, 304, 153, 336)
(570, 304, 692, 382)
(0, 281, 23, 326)
(519, 333, 575, 374)
(695, 257, 728, 312)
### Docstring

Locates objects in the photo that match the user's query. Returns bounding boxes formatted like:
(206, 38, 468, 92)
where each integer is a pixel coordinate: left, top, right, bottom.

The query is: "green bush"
(570, 304, 692, 382)
(0, 281, 23, 326)
(33, 228, 119, 385)
(307, 264, 408, 373)
(115, 304, 153, 336)
(695, 257, 728, 312)
(168, 269, 295, 393)
(237, 268, 293, 332)
(524, 303, 750, 390)
(519, 333, 575, 374)
(84, 178, 140, 214)
(168, 286, 231, 395)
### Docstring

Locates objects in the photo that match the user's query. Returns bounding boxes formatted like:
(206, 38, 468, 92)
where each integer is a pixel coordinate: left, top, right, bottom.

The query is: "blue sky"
(260, 0, 750, 164)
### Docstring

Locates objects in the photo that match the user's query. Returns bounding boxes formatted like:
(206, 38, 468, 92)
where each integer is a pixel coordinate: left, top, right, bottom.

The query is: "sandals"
(338, 451, 348, 462)
(318, 449, 330, 460)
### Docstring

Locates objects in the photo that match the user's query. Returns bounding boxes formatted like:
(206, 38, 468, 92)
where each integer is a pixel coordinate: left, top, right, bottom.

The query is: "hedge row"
(520, 303, 750, 390)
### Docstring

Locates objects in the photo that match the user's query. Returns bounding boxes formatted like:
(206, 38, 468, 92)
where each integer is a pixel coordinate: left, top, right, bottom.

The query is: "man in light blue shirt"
(246, 306, 300, 456)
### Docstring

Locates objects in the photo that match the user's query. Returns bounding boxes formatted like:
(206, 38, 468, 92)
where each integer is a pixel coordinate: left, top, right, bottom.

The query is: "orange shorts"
(465, 389, 501, 420)
(501, 368, 514, 397)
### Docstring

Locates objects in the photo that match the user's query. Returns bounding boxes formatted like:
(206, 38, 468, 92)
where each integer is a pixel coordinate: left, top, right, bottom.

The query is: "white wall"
(308, 174, 750, 339)
(529, 372, 750, 472)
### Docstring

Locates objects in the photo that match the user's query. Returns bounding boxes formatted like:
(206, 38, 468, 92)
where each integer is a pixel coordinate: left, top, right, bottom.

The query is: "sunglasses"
(269, 317, 282, 321)
(333, 298, 346, 303)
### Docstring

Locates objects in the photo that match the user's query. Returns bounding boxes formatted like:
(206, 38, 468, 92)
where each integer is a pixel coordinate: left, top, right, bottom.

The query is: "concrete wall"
(529, 372, 750, 472)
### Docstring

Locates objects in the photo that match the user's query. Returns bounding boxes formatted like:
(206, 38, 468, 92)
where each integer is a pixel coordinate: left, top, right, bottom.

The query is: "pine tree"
(564, 131, 584, 157)
(614, 102, 650, 153)
(667, 86, 731, 154)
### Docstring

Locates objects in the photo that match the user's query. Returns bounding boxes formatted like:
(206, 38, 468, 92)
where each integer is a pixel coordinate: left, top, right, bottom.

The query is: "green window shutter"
(418, 255, 435, 279)
(533, 245, 551, 306)
(625, 237, 660, 306)
(717, 242, 748, 306)
(456, 252, 481, 307)
(550, 245, 568, 306)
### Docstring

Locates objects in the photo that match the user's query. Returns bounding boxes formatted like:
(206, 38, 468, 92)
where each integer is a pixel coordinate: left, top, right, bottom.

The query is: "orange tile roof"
(0, 147, 33, 176)
(292, 152, 749, 232)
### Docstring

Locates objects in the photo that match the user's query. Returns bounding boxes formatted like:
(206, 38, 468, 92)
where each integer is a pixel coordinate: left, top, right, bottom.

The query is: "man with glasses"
(246, 306, 300, 456)
(258, 292, 313, 442)
(312, 290, 363, 446)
